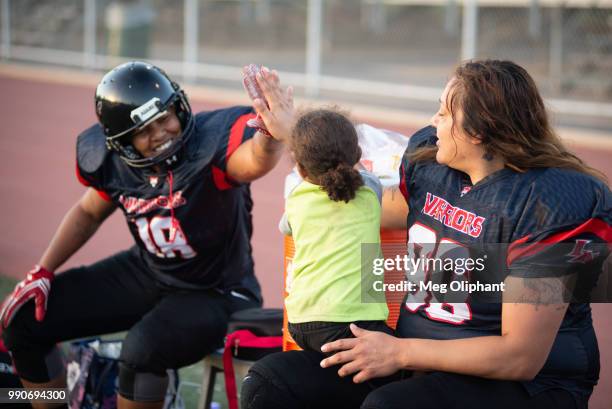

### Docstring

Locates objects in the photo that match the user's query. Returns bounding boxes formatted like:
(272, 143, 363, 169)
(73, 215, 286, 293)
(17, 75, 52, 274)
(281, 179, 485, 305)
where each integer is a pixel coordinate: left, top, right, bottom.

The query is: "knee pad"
(7, 343, 63, 383)
(241, 369, 295, 409)
(120, 326, 169, 375)
(118, 362, 168, 402)
(2, 316, 64, 383)
(240, 370, 269, 409)
(361, 389, 395, 409)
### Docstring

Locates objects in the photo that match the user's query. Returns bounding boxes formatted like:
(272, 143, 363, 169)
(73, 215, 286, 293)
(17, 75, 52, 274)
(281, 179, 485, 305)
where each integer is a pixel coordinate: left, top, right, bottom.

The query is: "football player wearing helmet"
(240, 60, 611, 409)
(1, 61, 294, 409)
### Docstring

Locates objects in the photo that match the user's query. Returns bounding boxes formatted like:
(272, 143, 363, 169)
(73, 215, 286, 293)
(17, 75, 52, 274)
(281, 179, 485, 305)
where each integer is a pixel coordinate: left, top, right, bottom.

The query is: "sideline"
(1, 61, 610, 150)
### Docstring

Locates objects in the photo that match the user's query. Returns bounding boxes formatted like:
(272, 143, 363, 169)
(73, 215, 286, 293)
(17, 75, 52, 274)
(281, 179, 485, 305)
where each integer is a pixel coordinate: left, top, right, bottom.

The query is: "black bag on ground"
(67, 338, 183, 409)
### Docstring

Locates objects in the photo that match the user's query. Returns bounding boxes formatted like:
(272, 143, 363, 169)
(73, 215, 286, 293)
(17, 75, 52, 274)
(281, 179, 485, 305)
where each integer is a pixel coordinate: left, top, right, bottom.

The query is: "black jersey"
(396, 126, 611, 401)
(76, 106, 261, 299)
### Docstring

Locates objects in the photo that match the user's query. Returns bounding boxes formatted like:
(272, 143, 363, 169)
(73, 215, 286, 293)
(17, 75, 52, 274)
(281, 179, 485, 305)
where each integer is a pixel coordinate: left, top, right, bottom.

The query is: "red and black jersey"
(75, 106, 261, 300)
(396, 126, 611, 400)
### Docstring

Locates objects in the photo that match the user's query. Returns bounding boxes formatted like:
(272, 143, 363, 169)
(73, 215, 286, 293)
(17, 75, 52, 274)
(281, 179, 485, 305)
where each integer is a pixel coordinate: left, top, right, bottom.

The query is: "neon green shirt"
(282, 171, 388, 323)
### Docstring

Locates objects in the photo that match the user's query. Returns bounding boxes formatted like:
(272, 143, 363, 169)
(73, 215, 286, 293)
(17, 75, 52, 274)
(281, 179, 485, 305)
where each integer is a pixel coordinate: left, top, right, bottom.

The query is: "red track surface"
(0, 75, 610, 407)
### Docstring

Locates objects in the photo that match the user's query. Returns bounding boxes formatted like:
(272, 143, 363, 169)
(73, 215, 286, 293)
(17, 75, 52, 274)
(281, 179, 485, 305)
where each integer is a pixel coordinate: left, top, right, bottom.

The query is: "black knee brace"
(7, 343, 64, 383)
(118, 362, 169, 402)
(2, 317, 65, 383)
(241, 369, 297, 409)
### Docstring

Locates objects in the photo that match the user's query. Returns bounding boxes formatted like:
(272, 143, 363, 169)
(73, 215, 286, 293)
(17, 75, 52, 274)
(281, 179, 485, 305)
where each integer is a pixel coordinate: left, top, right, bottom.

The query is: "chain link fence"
(1, 0, 611, 124)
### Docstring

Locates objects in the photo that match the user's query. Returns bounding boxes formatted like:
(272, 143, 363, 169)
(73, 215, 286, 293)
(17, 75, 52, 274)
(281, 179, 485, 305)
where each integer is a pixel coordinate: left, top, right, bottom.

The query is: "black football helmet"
(95, 61, 194, 168)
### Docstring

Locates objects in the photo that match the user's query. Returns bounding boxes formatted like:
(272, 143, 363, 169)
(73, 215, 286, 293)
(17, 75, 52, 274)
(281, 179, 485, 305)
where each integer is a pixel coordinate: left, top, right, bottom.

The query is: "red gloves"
(0, 265, 54, 328)
(242, 64, 272, 137)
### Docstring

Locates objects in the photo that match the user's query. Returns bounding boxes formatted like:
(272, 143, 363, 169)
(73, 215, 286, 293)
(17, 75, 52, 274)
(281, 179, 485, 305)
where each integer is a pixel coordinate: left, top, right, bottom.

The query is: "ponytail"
(319, 163, 364, 203)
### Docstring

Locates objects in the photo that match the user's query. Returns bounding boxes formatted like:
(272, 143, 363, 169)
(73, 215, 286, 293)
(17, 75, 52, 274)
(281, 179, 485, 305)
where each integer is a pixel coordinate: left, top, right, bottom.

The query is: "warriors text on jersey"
(76, 106, 261, 299)
(397, 126, 611, 401)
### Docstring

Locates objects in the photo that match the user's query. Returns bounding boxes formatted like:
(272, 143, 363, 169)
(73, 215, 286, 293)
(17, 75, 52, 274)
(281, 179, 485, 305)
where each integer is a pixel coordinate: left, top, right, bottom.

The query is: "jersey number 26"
(404, 223, 472, 325)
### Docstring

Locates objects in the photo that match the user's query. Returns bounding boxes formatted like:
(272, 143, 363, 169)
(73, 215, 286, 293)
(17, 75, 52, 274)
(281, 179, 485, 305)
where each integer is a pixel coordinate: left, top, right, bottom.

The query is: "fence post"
(529, 0, 541, 39)
(84, 0, 96, 68)
(1, 0, 10, 59)
(239, 0, 252, 24)
(184, 0, 199, 82)
(362, 0, 387, 34)
(444, 0, 459, 35)
(461, 0, 478, 61)
(549, 5, 563, 95)
(306, 0, 322, 97)
(255, 0, 271, 25)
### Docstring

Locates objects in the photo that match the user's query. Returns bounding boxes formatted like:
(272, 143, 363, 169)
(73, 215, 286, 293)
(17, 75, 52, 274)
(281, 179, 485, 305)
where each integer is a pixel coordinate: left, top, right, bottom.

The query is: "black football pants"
(3, 247, 260, 382)
(241, 350, 583, 409)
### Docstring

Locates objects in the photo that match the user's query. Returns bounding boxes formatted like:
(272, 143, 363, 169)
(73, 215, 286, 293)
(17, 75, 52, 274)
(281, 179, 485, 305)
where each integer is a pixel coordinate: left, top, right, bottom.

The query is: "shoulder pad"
(186, 107, 255, 161)
(406, 126, 436, 154)
(77, 124, 109, 174)
(520, 168, 611, 232)
(194, 106, 254, 134)
(531, 168, 602, 205)
(400, 125, 437, 181)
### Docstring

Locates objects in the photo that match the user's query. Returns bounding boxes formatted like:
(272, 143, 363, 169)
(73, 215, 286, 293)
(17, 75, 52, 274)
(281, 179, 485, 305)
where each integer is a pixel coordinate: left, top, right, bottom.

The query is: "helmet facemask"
(105, 92, 194, 168)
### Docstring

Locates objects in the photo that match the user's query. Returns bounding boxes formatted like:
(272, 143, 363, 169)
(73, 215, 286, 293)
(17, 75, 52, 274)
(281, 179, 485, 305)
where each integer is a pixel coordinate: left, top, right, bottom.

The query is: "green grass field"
(0, 275, 231, 409)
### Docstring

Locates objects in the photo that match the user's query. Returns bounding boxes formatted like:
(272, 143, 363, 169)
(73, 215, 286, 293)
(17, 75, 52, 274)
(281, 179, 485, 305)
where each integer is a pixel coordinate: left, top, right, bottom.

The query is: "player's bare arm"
(401, 299, 566, 379)
(226, 132, 284, 183)
(381, 185, 408, 229)
(321, 276, 568, 383)
(39, 188, 116, 272)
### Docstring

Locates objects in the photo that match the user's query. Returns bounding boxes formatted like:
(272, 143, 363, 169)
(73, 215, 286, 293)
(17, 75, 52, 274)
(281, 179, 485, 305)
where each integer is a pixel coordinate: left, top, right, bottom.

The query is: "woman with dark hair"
(240, 60, 611, 409)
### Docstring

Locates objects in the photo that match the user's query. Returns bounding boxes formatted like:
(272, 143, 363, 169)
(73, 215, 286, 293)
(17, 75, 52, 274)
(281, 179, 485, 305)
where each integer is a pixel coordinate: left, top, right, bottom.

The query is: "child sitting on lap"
(280, 108, 391, 353)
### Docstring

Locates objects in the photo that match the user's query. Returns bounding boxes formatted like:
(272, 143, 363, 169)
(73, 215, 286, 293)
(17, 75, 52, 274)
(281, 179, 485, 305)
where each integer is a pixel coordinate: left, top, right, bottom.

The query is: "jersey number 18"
(134, 216, 197, 259)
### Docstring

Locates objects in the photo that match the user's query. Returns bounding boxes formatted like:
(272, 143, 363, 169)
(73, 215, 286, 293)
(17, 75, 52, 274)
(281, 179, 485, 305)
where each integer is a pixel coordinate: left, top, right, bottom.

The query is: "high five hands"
(242, 64, 295, 143)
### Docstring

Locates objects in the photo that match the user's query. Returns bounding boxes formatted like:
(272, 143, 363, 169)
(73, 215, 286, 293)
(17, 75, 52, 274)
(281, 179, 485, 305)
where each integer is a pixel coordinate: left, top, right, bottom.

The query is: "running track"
(0, 69, 610, 408)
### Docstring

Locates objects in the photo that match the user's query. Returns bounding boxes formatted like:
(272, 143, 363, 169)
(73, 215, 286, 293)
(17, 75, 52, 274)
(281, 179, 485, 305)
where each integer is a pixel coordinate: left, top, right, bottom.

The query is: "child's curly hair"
(290, 108, 363, 203)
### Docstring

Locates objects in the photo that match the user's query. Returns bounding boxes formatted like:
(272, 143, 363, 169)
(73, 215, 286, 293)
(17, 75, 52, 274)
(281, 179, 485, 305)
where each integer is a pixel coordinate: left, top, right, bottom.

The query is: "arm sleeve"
(278, 169, 303, 235)
(505, 174, 611, 301)
(360, 170, 383, 203)
(208, 106, 258, 190)
(278, 213, 292, 236)
(507, 219, 611, 277)
(507, 172, 611, 276)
